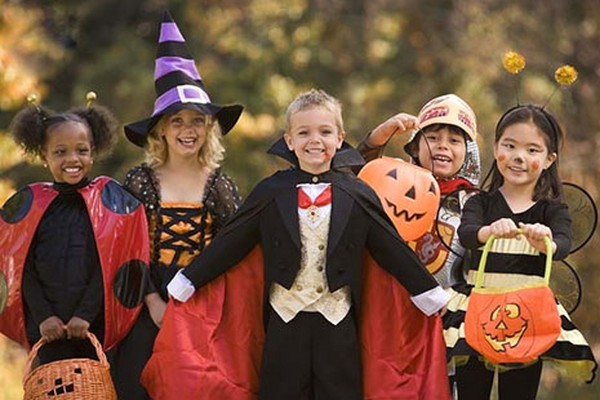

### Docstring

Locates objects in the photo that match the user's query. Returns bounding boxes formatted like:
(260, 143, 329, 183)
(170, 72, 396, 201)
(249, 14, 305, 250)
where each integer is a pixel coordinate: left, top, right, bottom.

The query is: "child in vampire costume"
(141, 89, 451, 400)
(0, 96, 148, 363)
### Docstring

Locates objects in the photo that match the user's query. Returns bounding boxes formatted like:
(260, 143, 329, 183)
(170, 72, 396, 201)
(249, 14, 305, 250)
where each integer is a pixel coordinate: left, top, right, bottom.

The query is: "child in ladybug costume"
(0, 94, 148, 365)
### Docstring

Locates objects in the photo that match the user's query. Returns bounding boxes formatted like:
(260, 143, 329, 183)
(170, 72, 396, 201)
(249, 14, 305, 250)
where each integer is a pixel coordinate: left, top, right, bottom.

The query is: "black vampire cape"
(141, 141, 450, 400)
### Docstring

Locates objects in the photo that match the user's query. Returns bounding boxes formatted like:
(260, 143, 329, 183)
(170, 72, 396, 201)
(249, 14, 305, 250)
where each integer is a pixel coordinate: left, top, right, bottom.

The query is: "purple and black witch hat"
(124, 10, 243, 147)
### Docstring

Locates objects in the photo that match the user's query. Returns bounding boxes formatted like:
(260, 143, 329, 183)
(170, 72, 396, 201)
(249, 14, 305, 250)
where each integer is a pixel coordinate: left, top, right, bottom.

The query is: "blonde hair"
(145, 113, 224, 169)
(284, 89, 345, 135)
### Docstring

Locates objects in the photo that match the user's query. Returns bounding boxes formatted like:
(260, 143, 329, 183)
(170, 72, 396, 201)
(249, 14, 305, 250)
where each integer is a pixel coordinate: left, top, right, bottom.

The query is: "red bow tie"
(298, 186, 332, 209)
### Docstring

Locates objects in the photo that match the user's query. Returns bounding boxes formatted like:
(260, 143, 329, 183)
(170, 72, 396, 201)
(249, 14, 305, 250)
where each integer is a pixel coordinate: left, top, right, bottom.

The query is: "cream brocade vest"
(269, 184, 351, 325)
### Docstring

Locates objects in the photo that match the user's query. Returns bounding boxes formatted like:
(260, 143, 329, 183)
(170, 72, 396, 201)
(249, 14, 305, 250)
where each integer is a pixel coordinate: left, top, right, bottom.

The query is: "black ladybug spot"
(1, 187, 33, 223)
(113, 260, 148, 308)
(101, 180, 141, 214)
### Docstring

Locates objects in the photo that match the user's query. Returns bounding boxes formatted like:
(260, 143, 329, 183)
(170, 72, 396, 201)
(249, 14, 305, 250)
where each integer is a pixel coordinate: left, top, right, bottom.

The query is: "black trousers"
(259, 308, 362, 400)
(455, 357, 542, 400)
(108, 306, 158, 400)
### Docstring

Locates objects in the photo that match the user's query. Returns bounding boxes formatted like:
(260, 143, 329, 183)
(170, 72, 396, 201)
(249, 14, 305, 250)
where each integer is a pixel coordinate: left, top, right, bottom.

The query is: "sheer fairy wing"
(563, 182, 597, 254)
(550, 259, 582, 313)
(436, 187, 481, 257)
(550, 182, 597, 314)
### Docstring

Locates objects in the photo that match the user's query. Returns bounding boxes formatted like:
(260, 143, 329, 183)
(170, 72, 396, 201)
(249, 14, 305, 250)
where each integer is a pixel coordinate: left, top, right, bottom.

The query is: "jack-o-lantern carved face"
(465, 287, 561, 364)
(358, 157, 440, 241)
(482, 302, 528, 352)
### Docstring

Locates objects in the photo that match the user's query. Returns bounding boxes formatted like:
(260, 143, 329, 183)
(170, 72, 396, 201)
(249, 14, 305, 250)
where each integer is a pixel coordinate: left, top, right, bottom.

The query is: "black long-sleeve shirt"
(22, 180, 104, 342)
(458, 190, 571, 277)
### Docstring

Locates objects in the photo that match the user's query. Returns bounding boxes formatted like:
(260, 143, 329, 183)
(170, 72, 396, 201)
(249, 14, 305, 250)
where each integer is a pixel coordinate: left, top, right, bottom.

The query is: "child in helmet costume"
(357, 94, 481, 288)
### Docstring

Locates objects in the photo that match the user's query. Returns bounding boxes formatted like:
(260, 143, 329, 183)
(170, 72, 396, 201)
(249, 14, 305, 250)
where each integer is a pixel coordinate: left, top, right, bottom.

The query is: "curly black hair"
(9, 103, 118, 160)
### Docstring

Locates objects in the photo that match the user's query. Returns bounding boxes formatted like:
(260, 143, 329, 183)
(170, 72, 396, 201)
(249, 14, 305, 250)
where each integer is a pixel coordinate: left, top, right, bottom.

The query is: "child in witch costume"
(109, 11, 243, 400)
(153, 89, 451, 399)
(0, 94, 148, 364)
(357, 94, 481, 288)
(444, 104, 597, 399)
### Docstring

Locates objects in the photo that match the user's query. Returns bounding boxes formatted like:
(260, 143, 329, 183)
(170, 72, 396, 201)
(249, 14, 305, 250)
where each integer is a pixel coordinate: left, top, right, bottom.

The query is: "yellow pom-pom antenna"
(503, 51, 526, 75)
(554, 65, 578, 86)
(26, 93, 43, 114)
(543, 64, 578, 108)
(86, 91, 97, 107)
(27, 93, 39, 105)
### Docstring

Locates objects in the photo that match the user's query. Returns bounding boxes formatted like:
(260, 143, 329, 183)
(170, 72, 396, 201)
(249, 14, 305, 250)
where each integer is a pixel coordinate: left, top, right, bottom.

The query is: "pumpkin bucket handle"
(474, 229, 552, 289)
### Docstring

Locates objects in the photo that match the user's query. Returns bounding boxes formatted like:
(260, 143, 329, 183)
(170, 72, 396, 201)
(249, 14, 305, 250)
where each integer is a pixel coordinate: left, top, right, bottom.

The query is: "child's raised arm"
(363, 112, 418, 148)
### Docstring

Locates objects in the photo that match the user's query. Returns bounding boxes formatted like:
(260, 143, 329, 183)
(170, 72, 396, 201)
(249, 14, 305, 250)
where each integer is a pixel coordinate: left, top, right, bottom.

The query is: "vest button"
(311, 176, 319, 183)
(318, 244, 325, 251)
(316, 286, 323, 293)
(295, 284, 303, 291)
(317, 266, 324, 272)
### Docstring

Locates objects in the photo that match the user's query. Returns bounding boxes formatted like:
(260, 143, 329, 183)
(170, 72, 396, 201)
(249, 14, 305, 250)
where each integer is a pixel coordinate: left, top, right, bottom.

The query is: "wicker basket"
(23, 332, 116, 400)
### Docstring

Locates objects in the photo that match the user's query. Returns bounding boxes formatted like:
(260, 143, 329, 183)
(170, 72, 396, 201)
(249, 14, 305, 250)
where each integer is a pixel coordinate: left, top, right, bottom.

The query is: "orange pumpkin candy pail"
(358, 157, 440, 241)
(464, 233, 561, 365)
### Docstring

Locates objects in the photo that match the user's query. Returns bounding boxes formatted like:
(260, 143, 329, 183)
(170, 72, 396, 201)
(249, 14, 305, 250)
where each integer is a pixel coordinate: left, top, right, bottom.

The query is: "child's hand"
(39, 316, 66, 342)
(65, 316, 90, 339)
(519, 222, 555, 254)
(145, 292, 167, 328)
(367, 113, 418, 147)
(488, 218, 520, 238)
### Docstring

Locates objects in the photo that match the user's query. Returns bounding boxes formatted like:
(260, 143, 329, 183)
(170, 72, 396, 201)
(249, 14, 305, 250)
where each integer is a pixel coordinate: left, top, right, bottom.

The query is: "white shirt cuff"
(167, 269, 196, 302)
(410, 286, 450, 316)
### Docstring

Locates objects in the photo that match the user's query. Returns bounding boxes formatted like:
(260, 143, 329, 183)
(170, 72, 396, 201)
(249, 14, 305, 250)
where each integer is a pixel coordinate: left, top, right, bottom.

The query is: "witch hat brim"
(124, 103, 243, 147)
(124, 10, 243, 147)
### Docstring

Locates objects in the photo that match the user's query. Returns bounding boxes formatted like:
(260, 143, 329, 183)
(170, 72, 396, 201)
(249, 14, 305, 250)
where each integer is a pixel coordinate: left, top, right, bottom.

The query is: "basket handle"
(474, 228, 552, 289)
(23, 332, 109, 380)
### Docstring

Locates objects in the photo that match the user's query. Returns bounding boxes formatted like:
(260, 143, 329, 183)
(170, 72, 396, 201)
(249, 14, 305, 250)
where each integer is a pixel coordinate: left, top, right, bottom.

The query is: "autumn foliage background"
(1, 0, 599, 399)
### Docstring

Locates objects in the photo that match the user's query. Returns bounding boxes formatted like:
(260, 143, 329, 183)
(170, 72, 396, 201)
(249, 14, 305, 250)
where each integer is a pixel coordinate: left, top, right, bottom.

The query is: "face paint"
(497, 154, 506, 162)
(531, 160, 540, 171)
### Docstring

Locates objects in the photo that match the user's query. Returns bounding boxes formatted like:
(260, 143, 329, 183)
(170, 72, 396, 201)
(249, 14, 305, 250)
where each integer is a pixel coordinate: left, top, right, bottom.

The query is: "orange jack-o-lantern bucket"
(464, 232, 561, 365)
(358, 157, 440, 241)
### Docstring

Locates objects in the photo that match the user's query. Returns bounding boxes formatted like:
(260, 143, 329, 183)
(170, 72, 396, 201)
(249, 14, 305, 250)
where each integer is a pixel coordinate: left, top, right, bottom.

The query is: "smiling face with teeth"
(284, 106, 344, 175)
(42, 121, 94, 185)
(162, 109, 209, 160)
(494, 121, 556, 192)
(416, 126, 467, 179)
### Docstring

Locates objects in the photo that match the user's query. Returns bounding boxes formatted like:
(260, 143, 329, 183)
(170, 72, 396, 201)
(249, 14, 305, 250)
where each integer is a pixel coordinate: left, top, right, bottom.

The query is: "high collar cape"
(140, 143, 451, 399)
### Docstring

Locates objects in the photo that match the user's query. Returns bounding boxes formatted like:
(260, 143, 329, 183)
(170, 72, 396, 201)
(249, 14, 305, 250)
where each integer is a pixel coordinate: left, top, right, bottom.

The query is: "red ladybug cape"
(0, 177, 149, 350)
(141, 248, 449, 399)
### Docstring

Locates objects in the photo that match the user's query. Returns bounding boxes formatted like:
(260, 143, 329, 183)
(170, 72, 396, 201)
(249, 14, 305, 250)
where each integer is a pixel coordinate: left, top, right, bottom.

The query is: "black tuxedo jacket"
(183, 165, 439, 315)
